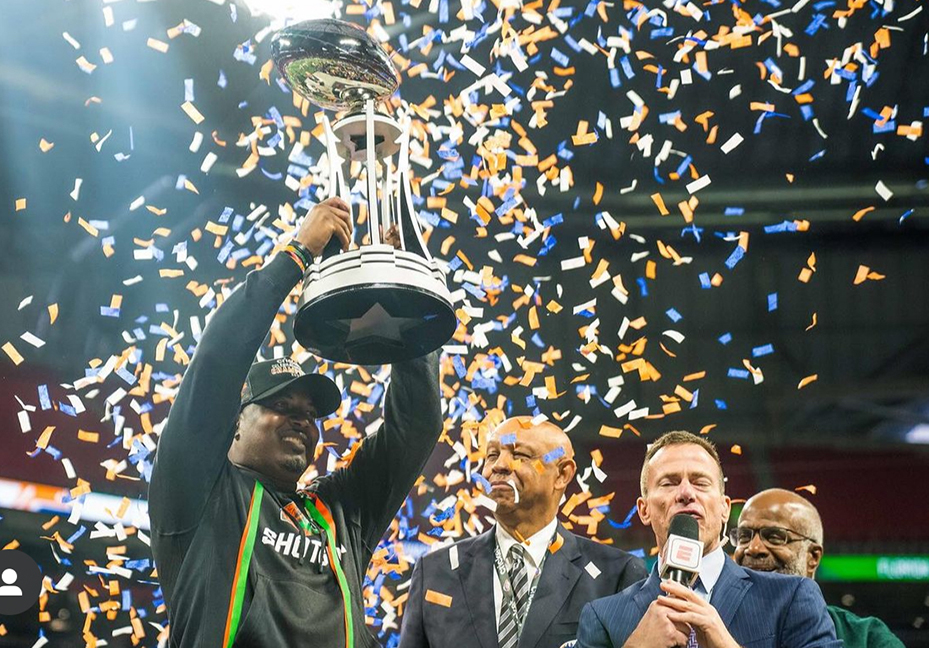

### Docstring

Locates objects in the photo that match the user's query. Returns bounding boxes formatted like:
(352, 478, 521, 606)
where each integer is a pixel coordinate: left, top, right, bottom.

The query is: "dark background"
(1, 0, 927, 645)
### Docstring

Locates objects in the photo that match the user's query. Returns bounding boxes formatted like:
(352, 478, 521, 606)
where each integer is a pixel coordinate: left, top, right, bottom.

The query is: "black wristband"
(289, 240, 313, 265)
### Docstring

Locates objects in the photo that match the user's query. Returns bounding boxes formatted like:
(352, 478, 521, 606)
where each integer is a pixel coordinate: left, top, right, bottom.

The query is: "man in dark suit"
(577, 431, 843, 648)
(399, 416, 647, 648)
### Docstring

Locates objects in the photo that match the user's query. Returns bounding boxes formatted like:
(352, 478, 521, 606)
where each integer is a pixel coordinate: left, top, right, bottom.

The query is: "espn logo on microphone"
(666, 535, 703, 571)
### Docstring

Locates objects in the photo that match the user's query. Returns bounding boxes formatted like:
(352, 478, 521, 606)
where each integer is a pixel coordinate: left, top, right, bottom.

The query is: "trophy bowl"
(270, 19, 400, 112)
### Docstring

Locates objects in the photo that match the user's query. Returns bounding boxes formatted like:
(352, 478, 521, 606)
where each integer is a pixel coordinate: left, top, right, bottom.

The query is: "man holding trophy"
(149, 19, 453, 648)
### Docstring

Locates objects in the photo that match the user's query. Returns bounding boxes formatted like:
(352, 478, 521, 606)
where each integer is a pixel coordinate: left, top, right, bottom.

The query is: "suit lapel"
(710, 557, 752, 627)
(632, 566, 663, 615)
(517, 526, 583, 648)
(458, 530, 499, 648)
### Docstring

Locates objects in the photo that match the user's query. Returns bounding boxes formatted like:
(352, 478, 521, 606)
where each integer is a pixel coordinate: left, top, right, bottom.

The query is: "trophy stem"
(365, 99, 382, 246)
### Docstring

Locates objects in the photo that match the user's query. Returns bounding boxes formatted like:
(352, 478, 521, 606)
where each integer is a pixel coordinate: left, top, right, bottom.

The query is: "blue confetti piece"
(899, 209, 913, 224)
(699, 272, 711, 289)
(718, 332, 732, 345)
(452, 355, 466, 378)
(543, 446, 565, 463)
(636, 277, 648, 297)
(115, 366, 138, 386)
(66, 526, 87, 545)
(620, 56, 634, 78)
(715, 399, 728, 410)
(472, 473, 493, 492)
(768, 293, 778, 311)
(609, 68, 621, 87)
(607, 504, 638, 529)
(728, 368, 750, 379)
(752, 344, 774, 357)
(499, 433, 517, 446)
(665, 308, 682, 322)
(724, 244, 746, 270)
(724, 207, 745, 217)
(38, 385, 51, 410)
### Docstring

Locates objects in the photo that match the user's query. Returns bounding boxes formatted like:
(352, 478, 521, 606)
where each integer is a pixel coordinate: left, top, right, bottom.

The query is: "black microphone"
(660, 513, 703, 589)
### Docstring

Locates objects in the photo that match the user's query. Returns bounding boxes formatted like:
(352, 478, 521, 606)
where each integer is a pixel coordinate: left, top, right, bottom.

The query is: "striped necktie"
(498, 545, 529, 648)
(687, 578, 708, 648)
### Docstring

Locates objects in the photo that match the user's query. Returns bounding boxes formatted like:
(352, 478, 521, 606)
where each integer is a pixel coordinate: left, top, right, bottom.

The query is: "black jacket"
(399, 524, 647, 648)
(149, 253, 442, 648)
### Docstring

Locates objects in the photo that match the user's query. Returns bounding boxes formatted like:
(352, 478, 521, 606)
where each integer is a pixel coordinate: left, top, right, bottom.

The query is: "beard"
(740, 553, 806, 576)
(280, 453, 309, 476)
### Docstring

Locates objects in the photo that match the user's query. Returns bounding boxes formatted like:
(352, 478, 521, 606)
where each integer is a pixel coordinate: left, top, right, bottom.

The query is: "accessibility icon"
(0, 550, 42, 616)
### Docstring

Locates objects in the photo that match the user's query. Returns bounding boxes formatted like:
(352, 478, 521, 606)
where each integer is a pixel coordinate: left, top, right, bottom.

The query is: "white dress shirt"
(492, 517, 559, 625)
(659, 544, 726, 602)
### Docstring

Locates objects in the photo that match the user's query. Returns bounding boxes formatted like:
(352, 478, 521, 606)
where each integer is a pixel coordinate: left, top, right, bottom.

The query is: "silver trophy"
(271, 19, 456, 365)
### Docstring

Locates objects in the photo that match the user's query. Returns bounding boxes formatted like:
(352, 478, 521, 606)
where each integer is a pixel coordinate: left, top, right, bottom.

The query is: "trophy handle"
(321, 115, 353, 262)
(394, 115, 432, 261)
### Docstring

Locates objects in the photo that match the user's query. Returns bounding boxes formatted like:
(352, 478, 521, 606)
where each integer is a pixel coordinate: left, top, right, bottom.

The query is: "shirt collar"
(656, 543, 727, 593)
(697, 545, 726, 594)
(494, 517, 558, 568)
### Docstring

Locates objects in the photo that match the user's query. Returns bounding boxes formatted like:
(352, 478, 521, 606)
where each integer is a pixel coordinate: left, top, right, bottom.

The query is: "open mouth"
(280, 432, 307, 451)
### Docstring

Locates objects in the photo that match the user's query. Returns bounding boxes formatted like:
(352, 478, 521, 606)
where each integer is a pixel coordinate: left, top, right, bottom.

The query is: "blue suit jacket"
(577, 557, 843, 648)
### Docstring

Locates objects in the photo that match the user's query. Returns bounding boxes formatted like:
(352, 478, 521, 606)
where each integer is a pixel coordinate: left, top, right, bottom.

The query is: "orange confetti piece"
(806, 312, 817, 331)
(77, 429, 99, 443)
(39, 138, 55, 152)
(798, 374, 818, 389)
(147, 38, 169, 53)
(698, 424, 717, 435)
(593, 182, 603, 205)
(852, 206, 875, 222)
(651, 193, 669, 216)
(181, 102, 205, 125)
(78, 218, 99, 237)
(598, 425, 623, 438)
(795, 484, 817, 495)
(15, 198, 26, 211)
(2, 342, 24, 365)
(730, 445, 742, 455)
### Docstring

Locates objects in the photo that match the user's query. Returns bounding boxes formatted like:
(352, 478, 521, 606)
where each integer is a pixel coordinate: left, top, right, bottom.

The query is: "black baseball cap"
(241, 358, 341, 416)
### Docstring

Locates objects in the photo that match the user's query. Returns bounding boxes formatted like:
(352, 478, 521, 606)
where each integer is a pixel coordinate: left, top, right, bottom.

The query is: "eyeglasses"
(729, 526, 818, 547)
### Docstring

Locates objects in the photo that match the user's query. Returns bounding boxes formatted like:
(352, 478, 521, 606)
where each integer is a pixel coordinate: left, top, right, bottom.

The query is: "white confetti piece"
(585, 562, 601, 579)
(20, 332, 45, 348)
(18, 410, 32, 433)
(686, 174, 711, 194)
(720, 133, 743, 154)
(460, 54, 485, 76)
(875, 181, 893, 201)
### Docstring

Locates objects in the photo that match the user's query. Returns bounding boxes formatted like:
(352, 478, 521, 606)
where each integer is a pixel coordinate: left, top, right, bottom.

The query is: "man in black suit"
(399, 416, 647, 648)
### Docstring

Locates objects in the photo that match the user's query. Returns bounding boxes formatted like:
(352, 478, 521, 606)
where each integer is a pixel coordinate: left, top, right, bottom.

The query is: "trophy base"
(294, 246, 457, 365)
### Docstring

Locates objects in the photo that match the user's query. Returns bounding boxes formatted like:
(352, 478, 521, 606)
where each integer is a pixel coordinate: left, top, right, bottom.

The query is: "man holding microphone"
(576, 431, 842, 648)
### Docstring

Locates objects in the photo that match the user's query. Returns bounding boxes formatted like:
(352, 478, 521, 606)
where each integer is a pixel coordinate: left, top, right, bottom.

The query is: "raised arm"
(315, 350, 443, 552)
(149, 198, 352, 533)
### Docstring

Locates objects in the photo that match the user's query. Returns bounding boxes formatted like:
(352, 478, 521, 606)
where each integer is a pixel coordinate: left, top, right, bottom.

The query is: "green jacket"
(828, 605, 904, 648)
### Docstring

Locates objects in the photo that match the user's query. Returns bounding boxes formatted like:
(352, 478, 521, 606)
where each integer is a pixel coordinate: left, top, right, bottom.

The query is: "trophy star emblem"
(337, 302, 422, 346)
